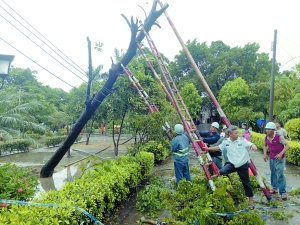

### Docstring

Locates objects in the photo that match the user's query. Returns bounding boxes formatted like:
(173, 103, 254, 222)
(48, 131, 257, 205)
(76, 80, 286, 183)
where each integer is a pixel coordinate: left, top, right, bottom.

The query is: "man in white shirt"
(205, 125, 257, 209)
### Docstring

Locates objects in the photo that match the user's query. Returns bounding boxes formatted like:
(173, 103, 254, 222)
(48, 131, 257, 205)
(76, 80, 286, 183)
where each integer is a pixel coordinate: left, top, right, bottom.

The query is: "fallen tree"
(40, 0, 169, 178)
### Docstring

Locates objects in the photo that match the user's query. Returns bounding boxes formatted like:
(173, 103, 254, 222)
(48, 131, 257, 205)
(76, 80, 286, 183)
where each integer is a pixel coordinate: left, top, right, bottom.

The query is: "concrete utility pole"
(86, 37, 92, 105)
(269, 29, 277, 122)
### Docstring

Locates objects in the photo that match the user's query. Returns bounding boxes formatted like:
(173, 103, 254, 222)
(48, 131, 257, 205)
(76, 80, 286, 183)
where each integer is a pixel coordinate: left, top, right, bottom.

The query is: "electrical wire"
(0, 5, 88, 78)
(276, 42, 296, 59)
(0, 37, 74, 88)
(0, 14, 87, 83)
(1, 0, 86, 73)
(278, 32, 300, 49)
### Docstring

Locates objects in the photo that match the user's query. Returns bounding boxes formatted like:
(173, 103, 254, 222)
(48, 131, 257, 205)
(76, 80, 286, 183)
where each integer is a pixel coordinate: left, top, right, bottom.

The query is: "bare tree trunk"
(40, 2, 168, 178)
(85, 118, 95, 145)
(114, 108, 127, 156)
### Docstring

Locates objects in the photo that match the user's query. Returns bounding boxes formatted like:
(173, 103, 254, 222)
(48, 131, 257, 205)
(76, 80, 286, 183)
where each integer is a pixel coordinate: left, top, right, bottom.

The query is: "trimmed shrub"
(45, 136, 66, 147)
(45, 136, 82, 147)
(128, 140, 170, 163)
(0, 139, 31, 155)
(285, 118, 300, 140)
(0, 152, 154, 224)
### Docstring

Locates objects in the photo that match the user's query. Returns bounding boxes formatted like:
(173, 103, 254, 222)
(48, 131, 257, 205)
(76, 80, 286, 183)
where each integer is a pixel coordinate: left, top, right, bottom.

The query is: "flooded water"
(1, 134, 300, 224)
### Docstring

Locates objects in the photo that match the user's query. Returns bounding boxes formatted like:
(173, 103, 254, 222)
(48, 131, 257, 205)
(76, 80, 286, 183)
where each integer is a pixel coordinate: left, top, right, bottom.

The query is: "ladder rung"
(211, 174, 219, 178)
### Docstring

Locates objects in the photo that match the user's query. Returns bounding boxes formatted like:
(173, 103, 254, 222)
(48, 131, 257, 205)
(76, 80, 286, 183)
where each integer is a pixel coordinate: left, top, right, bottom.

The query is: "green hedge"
(45, 135, 82, 147)
(250, 131, 300, 166)
(0, 152, 154, 224)
(0, 139, 31, 155)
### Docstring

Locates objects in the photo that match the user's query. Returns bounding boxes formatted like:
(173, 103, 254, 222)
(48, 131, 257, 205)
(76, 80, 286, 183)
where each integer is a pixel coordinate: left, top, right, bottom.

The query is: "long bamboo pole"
(64, 146, 110, 167)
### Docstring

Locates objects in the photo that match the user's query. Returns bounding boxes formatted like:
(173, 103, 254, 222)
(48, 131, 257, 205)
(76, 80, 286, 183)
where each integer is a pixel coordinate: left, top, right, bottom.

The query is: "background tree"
(218, 77, 253, 123)
(179, 83, 203, 119)
(48, 111, 72, 132)
(0, 90, 45, 141)
(279, 93, 300, 123)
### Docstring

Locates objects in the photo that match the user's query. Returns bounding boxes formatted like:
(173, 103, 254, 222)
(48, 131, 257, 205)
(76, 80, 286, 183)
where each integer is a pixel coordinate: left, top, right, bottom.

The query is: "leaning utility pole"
(269, 29, 277, 122)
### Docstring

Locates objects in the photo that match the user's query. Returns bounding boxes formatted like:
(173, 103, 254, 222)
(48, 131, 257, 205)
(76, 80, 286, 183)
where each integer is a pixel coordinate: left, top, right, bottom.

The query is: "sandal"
(281, 194, 287, 200)
(248, 203, 255, 210)
(270, 188, 278, 194)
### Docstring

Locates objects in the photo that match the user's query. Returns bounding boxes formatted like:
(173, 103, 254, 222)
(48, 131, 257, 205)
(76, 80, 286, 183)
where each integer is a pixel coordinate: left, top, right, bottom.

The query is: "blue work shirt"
(198, 131, 220, 145)
(199, 131, 221, 157)
(171, 133, 190, 163)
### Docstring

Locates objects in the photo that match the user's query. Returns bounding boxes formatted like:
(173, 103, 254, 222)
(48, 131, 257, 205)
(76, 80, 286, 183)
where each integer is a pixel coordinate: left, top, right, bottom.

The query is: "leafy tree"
(273, 75, 295, 116)
(0, 90, 45, 141)
(48, 111, 73, 132)
(279, 93, 300, 123)
(218, 77, 252, 122)
(170, 40, 274, 95)
(179, 83, 203, 119)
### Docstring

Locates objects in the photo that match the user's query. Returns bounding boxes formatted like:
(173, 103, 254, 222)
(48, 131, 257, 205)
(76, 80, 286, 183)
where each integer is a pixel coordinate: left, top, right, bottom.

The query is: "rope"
(193, 203, 300, 224)
(0, 199, 104, 224)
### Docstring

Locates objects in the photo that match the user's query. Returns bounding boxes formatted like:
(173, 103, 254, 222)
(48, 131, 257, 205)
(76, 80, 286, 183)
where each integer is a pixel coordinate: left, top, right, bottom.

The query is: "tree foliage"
(180, 83, 203, 118)
(218, 77, 252, 122)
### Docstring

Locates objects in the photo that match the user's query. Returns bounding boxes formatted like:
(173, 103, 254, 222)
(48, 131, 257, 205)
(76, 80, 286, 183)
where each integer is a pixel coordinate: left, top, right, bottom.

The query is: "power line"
(276, 42, 294, 59)
(0, 5, 88, 79)
(0, 37, 74, 88)
(1, 0, 86, 73)
(281, 56, 300, 67)
(278, 32, 300, 49)
(0, 14, 87, 83)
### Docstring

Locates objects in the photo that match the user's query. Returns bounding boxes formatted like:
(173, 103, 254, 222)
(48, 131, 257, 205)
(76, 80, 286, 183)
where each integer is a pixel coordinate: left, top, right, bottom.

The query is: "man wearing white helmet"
(264, 122, 289, 200)
(171, 124, 191, 186)
(198, 122, 221, 174)
(205, 125, 257, 209)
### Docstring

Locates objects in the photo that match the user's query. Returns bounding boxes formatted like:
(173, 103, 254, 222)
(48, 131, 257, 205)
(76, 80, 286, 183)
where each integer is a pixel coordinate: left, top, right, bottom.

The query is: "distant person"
(205, 125, 257, 209)
(171, 124, 191, 186)
(242, 126, 251, 141)
(264, 122, 289, 200)
(242, 123, 250, 134)
(275, 121, 288, 139)
(220, 125, 227, 138)
(198, 122, 221, 173)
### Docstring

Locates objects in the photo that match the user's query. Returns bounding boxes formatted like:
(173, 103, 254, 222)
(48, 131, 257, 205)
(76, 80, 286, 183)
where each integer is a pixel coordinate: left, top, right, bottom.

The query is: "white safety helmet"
(174, 124, 184, 134)
(211, 122, 220, 129)
(265, 122, 276, 130)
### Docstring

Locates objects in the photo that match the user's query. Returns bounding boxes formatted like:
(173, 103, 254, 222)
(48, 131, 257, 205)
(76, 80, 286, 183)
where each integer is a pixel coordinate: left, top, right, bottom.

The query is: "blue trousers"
(219, 162, 253, 197)
(270, 157, 286, 194)
(174, 161, 191, 186)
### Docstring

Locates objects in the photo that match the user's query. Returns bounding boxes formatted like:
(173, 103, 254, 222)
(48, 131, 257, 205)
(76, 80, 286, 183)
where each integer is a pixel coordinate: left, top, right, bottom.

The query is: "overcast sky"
(1, 0, 300, 91)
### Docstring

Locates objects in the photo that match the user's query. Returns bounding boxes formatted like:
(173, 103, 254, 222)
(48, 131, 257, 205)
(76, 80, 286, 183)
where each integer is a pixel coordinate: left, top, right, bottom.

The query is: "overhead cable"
(1, 0, 87, 73)
(0, 14, 87, 83)
(0, 37, 74, 88)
